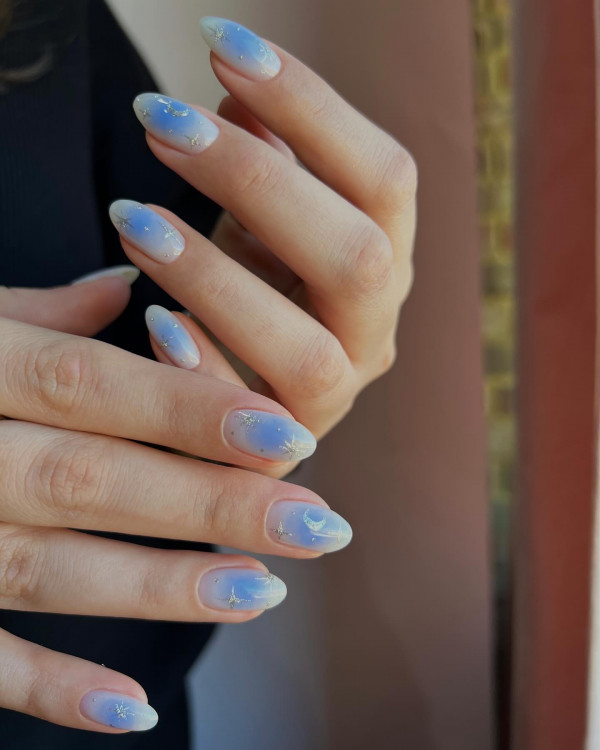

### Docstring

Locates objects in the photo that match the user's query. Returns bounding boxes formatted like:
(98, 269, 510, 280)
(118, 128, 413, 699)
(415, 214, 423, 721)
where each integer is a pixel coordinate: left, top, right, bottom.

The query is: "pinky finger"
(146, 305, 247, 387)
(0, 628, 157, 733)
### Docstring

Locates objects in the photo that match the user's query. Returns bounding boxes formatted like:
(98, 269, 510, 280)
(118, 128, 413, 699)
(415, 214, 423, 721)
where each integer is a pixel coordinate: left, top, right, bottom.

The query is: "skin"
(0, 39, 416, 732)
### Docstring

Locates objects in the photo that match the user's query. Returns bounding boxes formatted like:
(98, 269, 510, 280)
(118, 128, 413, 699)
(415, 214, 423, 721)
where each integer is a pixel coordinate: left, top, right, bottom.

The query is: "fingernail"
(198, 568, 287, 612)
(267, 501, 353, 553)
(133, 93, 219, 154)
(109, 200, 185, 264)
(80, 691, 158, 731)
(199, 17, 281, 81)
(145, 305, 200, 369)
(224, 409, 316, 462)
(71, 265, 140, 286)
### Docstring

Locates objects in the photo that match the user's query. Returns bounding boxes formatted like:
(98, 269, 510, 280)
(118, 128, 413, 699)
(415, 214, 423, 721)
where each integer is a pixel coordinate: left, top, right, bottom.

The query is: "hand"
(0, 277, 349, 733)
(114, 16, 416, 479)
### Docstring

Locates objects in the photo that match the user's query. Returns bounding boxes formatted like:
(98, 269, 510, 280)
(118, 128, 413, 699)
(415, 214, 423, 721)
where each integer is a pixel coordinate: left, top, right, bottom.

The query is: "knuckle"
(374, 144, 418, 215)
(192, 482, 233, 540)
(294, 332, 351, 400)
(234, 146, 283, 199)
(0, 527, 42, 604)
(34, 436, 108, 519)
(27, 342, 94, 417)
(341, 222, 395, 298)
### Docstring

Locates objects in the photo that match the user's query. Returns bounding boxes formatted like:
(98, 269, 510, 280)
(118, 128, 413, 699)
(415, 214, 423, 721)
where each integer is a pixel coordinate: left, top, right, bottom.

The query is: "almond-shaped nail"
(198, 568, 287, 611)
(109, 200, 185, 264)
(80, 691, 158, 731)
(267, 501, 352, 553)
(224, 409, 316, 462)
(133, 93, 219, 154)
(199, 17, 281, 80)
(145, 305, 200, 369)
(71, 265, 140, 286)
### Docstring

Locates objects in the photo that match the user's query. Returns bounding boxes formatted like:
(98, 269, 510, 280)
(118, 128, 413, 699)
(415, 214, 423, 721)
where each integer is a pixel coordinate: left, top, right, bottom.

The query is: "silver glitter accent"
(184, 133, 205, 149)
(160, 222, 179, 241)
(256, 573, 276, 585)
(140, 107, 152, 120)
(114, 213, 132, 231)
(271, 521, 292, 540)
(280, 437, 308, 460)
(144, 226, 150, 232)
(207, 25, 230, 44)
(219, 586, 251, 609)
(113, 703, 134, 721)
(236, 411, 262, 429)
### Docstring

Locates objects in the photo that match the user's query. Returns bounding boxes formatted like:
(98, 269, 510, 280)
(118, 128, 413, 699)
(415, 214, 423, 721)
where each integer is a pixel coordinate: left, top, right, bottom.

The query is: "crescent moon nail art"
(266, 501, 353, 553)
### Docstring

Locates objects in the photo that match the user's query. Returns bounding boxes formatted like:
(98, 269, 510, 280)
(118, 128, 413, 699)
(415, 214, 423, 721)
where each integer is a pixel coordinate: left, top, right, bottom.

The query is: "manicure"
(199, 568, 286, 612)
(80, 690, 158, 731)
(199, 17, 281, 81)
(224, 409, 316, 462)
(145, 305, 200, 369)
(109, 200, 185, 264)
(71, 265, 140, 286)
(267, 501, 352, 553)
(133, 93, 219, 154)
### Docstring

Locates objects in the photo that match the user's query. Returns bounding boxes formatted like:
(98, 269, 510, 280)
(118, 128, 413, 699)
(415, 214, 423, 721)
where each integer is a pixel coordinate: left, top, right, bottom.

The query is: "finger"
(217, 94, 296, 161)
(111, 202, 358, 420)
(198, 17, 418, 230)
(146, 306, 247, 387)
(132, 94, 401, 354)
(0, 317, 317, 467)
(0, 628, 156, 733)
(0, 420, 351, 557)
(0, 524, 286, 621)
(0, 266, 138, 336)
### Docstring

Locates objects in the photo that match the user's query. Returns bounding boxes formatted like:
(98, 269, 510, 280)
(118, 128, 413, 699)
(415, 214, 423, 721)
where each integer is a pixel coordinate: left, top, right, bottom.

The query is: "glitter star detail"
(114, 213, 132, 230)
(160, 222, 178, 241)
(184, 133, 204, 149)
(280, 437, 308, 460)
(236, 411, 262, 429)
(159, 335, 174, 349)
(140, 107, 152, 120)
(256, 573, 276, 585)
(207, 25, 230, 44)
(113, 703, 134, 721)
(220, 586, 251, 609)
(271, 521, 292, 540)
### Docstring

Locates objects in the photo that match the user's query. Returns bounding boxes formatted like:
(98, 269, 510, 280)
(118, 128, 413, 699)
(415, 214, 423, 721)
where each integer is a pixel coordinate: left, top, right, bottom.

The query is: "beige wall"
(107, 2, 493, 748)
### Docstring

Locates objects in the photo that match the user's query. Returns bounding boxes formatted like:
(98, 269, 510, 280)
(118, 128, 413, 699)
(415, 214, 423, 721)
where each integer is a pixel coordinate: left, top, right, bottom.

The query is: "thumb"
(0, 266, 140, 336)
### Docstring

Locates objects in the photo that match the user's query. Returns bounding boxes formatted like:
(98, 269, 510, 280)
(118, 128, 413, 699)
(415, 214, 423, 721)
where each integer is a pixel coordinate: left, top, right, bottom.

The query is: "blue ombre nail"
(133, 93, 219, 153)
(224, 409, 316, 462)
(80, 691, 158, 731)
(145, 305, 200, 369)
(267, 501, 353, 553)
(198, 568, 287, 612)
(199, 17, 281, 80)
(109, 200, 185, 264)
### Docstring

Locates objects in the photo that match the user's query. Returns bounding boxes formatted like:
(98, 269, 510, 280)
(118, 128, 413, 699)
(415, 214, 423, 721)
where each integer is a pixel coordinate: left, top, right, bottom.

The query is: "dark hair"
(0, 0, 81, 91)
